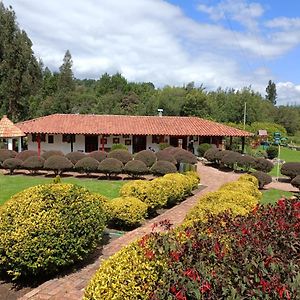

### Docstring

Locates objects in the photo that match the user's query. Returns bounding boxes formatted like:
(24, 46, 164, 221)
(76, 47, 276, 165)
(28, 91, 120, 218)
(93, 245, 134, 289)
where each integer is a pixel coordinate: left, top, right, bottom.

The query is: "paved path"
(20, 164, 296, 300)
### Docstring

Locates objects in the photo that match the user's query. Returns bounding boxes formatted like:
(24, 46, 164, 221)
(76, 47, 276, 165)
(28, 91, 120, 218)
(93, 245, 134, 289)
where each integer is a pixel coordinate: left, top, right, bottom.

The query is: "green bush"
(15, 150, 38, 161)
(0, 184, 107, 279)
(221, 151, 242, 169)
(214, 150, 232, 164)
(236, 154, 256, 171)
(111, 143, 128, 151)
(65, 151, 86, 164)
(41, 150, 64, 160)
(251, 171, 272, 189)
(173, 148, 197, 164)
(107, 197, 148, 228)
(291, 175, 300, 190)
(254, 158, 274, 173)
(22, 156, 45, 174)
(2, 158, 23, 175)
(134, 150, 156, 167)
(108, 149, 132, 164)
(0, 149, 17, 163)
(155, 151, 177, 164)
(98, 158, 123, 178)
(266, 145, 278, 159)
(44, 155, 74, 175)
(88, 150, 107, 162)
(203, 148, 220, 162)
(74, 157, 99, 175)
(281, 162, 300, 179)
(150, 161, 177, 176)
(123, 160, 149, 178)
(197, 143, 211, 157)
(159, 143, 169, 150)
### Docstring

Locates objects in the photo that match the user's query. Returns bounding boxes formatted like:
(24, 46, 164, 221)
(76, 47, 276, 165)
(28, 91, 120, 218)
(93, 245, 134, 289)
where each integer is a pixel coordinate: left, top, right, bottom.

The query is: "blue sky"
(3, 0, 300, 105)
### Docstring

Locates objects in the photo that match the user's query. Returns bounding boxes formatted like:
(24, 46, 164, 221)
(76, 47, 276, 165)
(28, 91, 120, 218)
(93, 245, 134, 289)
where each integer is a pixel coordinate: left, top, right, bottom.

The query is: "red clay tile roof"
(17, 114, 252, 137)
(0, 115, 25, 138)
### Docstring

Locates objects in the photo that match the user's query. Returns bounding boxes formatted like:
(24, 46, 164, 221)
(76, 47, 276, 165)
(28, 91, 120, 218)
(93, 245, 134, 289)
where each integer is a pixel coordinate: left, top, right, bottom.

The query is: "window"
(152, 135, 165, 144)
(48, 135, 54, 144)
(62, 134, 75, 143)
(32, 133, 46, 142)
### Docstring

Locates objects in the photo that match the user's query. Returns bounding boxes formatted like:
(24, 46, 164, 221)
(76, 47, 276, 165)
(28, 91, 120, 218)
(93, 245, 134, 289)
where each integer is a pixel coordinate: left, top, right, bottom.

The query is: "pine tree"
(265, 80, 277, 105)
(58, 50, 75, 92)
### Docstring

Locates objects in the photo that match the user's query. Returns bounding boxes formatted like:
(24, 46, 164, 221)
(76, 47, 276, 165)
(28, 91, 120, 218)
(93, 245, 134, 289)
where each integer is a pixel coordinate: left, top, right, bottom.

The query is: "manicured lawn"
(269, 147, 300, 176)
(0, 173, 125, 205)
(260, 188, 294, 205)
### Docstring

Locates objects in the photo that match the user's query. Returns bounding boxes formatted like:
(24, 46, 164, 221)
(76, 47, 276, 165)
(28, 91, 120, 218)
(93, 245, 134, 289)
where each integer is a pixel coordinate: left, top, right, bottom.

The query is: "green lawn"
(269, 147, 300, 177)
(260, 188, 294, 205)
(0, 174, 125, 205)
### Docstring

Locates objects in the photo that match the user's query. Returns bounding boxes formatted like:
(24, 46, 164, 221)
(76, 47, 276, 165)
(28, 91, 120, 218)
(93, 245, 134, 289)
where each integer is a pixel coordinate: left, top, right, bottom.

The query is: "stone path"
(20, 163, 296, 300)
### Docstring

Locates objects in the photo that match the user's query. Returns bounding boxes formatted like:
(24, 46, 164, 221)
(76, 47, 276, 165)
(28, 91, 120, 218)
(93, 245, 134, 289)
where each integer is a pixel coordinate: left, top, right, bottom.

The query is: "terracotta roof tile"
(17, 114, 252, 137)
(0, 115, 25, 138)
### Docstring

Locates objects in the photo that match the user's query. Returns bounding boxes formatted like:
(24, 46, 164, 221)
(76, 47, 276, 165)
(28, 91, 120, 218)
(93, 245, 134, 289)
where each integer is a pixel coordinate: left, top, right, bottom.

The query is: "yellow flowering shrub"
(184, 171, 200, 189)
(84, 241, 165, 300)
(108, 197, 148, 228)
(0, 184, 107, 279)
(238, 174, 259, 188)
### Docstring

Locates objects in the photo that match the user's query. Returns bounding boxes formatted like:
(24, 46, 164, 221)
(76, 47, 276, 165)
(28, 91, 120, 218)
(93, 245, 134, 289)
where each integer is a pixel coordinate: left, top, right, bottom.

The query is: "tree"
(0, 3, 42, 121)
(58, 50, 74, 92)
(265, 80, 277, 105)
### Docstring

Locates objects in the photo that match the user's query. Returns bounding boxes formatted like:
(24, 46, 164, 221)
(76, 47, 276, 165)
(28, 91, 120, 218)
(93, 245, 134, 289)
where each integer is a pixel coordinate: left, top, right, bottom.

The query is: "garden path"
(19, 163, 294, 300)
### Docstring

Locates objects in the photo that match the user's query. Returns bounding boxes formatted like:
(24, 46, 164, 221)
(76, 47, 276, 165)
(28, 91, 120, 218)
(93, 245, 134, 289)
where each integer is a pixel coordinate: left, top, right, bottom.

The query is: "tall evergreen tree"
(0, 3, 42, 121)
(58, 50, 74, 92)
(265, 80, 277, 105)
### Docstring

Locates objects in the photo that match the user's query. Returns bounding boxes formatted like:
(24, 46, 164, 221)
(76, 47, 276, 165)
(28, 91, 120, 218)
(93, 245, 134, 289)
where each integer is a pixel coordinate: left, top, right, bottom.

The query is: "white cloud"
(265, 17, 300, 30)
(277, 82, 300, 106)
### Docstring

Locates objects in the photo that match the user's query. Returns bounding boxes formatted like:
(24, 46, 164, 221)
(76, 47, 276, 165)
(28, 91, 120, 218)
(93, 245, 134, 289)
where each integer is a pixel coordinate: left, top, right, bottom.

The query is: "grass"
(0, 173, 126, 205)
(260, 188, 294, 205)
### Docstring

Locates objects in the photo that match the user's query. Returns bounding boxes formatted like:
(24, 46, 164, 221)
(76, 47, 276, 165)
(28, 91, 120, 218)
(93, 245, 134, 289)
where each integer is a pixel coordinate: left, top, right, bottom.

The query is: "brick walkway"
(20, 164, 296, 300)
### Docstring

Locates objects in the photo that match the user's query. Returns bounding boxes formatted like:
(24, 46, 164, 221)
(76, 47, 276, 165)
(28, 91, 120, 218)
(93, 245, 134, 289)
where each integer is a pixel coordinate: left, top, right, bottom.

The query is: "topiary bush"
(291, 175, 300, 190)
(281, 162, 300, 179)
(88, 150, 107, 162)
(108, 149, 132, 164)
(2, 158, 23, 175)
(0, 184, 107, 279)
(41, 150, 64, 160)
(254, 158, 274, 173)
(74, 157, 99, 175)
(107, 197, 148, 229)
(251, 171, 272, 189)
(98, 158, 123, 178)
(0, 149, 17, 163)
(173, 148, 197, 164)
(203, 148, 220, 163)
(221, 151, 242, 169)
(22, 156, 45, 174)
(197, 143, 212, 157)
(65, 151, 86, 164)
(236, 154, 256, 171)
(111, 143, 128, 151)
(15, 150, 38, 161)
(44, 155, 73, 175)
(266, 145, 278, 159)
(123, 160, 149, 178)
(214, 150, 232, 165)
(134, 150, 156, 167)
(155, 150, 177, 164)
(150, 161, 177, 176)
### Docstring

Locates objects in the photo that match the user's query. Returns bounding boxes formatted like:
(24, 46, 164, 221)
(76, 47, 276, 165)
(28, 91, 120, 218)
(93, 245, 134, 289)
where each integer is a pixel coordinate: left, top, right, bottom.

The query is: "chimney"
(157, 108, 163, 117)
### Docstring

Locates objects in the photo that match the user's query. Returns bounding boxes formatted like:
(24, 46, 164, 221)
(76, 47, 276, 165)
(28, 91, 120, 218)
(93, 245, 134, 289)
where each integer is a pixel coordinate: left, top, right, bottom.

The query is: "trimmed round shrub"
(98, 158, 123, 178)
(2, 158, 23, 175)
(0, 149, 17, 163)
(155, 151, 176, 164)
(173, 148, 197, 164)
(203, 148, 220, 162)
(88, 150, 107, 162)
(22, 156, 45, 174)
(15, 150, 38, 161)
(238, 174, 259, 188)
(236, 155, 256, 171)
(254, 158, 274, 173)
(111, 143, 128, 151)
(291, 175, 300, 190)
(281, 162, 300, 179)
(214, 150, 232, 164)
(44, 155, 73, 175)
(266, 145, 278, 159)
(41, 150, 64, 160)
(221, 151, 242, 169)
(251, 171, 272, 189)
(107, 197, 148, 228)
(65, 151, 86, 164)
(197, 143, 212, 157)
(0, 184, 107, 279)
(74, 157, 99, 175)
(151, 161, 177, 176)
(123, 160, 149, 178)
(162, 146, 178, 155)
(108, 149, 132, 164)
(134, 150, 156, 167)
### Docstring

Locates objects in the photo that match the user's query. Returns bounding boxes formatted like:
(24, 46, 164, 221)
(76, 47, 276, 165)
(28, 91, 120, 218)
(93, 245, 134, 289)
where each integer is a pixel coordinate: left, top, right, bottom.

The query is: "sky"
(2, 0, 300, 106)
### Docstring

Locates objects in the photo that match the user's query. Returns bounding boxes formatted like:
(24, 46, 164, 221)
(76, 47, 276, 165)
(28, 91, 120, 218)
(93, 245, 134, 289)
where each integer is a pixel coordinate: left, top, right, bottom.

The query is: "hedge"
(197, 143, 212, 157)
(150, 161, 177, 176)
(22, 156, 45, 174)
(41, 150, 64, 160)
(203, 148, 220, 162)
(291, 175, 300, 190)
(173, 148, 197, 164)
(98, 158, 123, 178)
(155, 151, 177, 164)
(65, 151, 86, 164)
(74, 157, 99, 175)
(2, 158, 23, 175)
(251, 171, 272, 189)
(0, 149, 17, 163)
(254, 158, 274, 173)
(88, 150, 107, 162)
(134, 150, 156, 167)
(123, 160, 149, 178)
(44, 155, 74, 175)
(0, 184, 107, 279)
(15, 150, 38, 161)
(281, 162, 300, 179)
(108, 149, 132, 164)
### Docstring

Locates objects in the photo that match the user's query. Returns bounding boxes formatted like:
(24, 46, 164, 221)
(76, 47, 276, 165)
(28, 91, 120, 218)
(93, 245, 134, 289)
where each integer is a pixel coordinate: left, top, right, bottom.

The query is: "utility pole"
(243, 102, 247, 130)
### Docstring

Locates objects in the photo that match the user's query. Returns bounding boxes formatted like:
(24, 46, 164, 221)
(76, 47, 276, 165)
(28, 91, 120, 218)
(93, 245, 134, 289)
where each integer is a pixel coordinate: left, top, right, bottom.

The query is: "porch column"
(18, 137, 22, 152)
(37, 134, 41, 157)
(101, 134, 105, 151)
(70, 135, 74, 152)
(241, 136, 245, 153)
(7, 138, 13, 150)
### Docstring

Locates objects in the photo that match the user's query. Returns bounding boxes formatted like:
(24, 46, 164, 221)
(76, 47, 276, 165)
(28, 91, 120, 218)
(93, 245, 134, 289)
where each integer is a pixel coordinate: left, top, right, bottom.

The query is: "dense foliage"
(107, 149, 133, 164)
(150, 161, 177, 176)
(134, 150, 157, 167)
(2, 158, 22, 174)
(74, 157, 99, 175)
(22, 156, 45, 174)
(252, 171, 273, 188)
(0, 184, 107, 279)
(15, 150, 38, 161)
(123, 160, 149, 178)
(0, 149, 16, 163)
(44, 155, 73, 175)
(281, 162, 300, 179)
(98, 158, 123, 178)
(65, 151, 86, 164)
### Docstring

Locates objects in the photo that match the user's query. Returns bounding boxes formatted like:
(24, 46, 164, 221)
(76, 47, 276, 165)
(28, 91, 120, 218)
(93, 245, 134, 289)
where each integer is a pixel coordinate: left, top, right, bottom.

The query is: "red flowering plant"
(139, 197, 300, 299)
